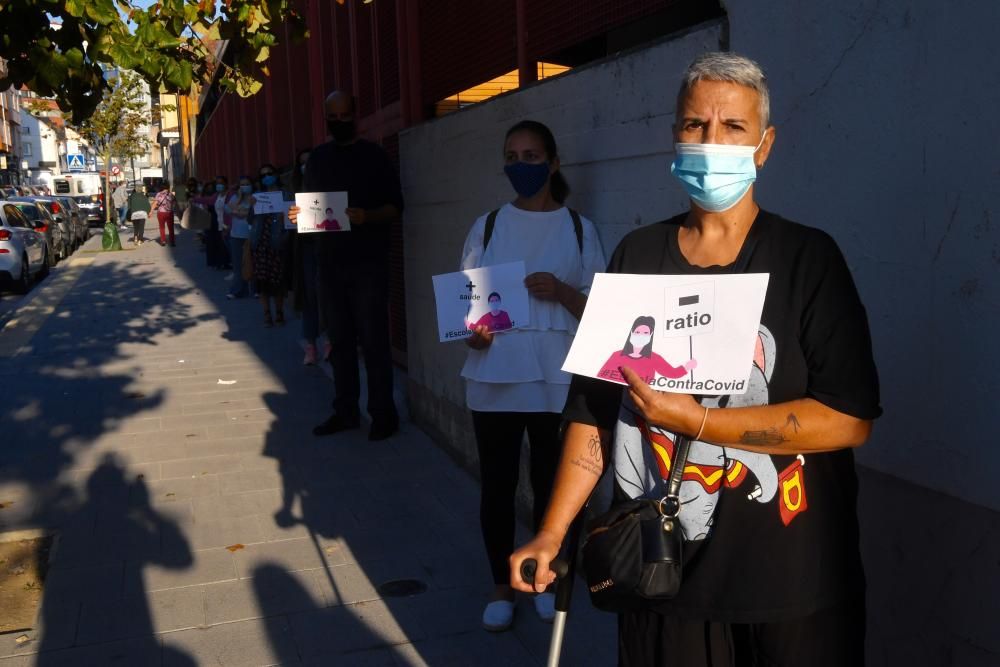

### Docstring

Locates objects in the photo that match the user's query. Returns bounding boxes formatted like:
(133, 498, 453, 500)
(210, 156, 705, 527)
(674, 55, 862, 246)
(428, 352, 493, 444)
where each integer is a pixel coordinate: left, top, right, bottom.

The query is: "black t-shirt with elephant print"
(563, 210, 881, 623)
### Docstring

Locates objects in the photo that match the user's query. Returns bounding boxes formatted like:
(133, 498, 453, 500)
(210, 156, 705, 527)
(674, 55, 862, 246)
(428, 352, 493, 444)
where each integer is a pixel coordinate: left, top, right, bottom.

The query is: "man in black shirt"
(510, 53, 881, 666)
(291, 91, 403, 441)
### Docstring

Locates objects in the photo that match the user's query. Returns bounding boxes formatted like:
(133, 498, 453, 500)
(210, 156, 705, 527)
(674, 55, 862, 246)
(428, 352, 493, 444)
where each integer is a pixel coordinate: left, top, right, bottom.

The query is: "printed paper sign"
(254, 191, 295, 229)
(432, 261, 530, 342)
(294, 192, 350, 233)
(562, 273, 769, 395)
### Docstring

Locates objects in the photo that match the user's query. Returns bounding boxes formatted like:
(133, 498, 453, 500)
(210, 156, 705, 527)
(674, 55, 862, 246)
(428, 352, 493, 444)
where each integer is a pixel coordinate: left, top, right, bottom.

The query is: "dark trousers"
(131, 217, 145, 241)
(470, 410, 563, 585)
(299, 242, 320, 342)
(321, 261, 396, 423)
(157, 211, 175, 245)
(618, 596, 866, 667)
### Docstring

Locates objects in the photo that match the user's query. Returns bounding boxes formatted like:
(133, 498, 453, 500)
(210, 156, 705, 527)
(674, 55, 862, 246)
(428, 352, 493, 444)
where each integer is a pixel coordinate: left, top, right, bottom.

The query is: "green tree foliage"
(0, 0, 308, 121)
(74, 70, 148, 223)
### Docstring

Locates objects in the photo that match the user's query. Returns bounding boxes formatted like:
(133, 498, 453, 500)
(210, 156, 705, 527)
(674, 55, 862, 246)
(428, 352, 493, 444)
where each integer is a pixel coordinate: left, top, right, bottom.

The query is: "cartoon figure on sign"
(472, 292, 513, 332)
(613, 325, 808, 542)
(597, 316, 697, 385)
(315, 207, 342, 231)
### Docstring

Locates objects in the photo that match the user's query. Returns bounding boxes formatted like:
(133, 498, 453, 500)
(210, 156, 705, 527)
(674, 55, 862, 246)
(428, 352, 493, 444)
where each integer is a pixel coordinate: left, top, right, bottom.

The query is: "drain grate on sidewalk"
(377, 579, 428, 598)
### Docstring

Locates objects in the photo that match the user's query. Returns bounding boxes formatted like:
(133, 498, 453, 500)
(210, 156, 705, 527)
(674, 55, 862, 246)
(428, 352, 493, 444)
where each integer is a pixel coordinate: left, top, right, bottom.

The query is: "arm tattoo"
(784, 413, 801, 433)
(570, 456, 602, 478)
(587, 433, 603, 463)
(739, 428, 788, 446)
(571, 433, 605, 478)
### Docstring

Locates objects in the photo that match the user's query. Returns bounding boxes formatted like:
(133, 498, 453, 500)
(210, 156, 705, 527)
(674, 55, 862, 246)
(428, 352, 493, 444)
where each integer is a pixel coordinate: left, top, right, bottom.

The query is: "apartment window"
(23, 143, 32, 157)
(21, 126, 29, 135)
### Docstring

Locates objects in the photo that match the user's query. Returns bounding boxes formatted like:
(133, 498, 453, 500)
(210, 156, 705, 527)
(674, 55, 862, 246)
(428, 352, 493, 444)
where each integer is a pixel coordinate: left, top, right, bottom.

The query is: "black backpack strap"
(568, 208, 583, 253)
(483, 208, 500, 251)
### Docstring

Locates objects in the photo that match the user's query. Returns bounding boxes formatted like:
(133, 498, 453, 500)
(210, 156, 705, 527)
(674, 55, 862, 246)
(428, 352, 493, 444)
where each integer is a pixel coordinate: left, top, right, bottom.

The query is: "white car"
(0, 201, 49, 293)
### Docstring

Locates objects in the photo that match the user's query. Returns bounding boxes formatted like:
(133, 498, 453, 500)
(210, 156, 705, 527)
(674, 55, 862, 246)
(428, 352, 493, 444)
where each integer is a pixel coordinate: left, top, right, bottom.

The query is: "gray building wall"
(400, 2, 999, 664)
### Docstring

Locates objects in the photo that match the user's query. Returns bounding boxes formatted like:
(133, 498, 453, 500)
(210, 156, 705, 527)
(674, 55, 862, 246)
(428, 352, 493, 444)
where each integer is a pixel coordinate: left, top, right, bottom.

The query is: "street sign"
(111, 165, 121, 176)
(67, 154, 85, 171)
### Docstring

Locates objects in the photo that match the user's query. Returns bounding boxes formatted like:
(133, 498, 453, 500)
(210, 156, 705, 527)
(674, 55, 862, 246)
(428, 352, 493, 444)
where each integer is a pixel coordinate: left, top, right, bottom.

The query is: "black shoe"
(313, 413, 360, 437)
(368, 417, 399, 441)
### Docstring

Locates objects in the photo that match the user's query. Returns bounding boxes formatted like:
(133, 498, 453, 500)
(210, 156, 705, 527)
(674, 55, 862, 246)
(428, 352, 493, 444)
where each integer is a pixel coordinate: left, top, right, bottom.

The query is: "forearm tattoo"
(739, 413, 801, 446)
(739, 428, 788, 446)
(570, 433, 604, 478)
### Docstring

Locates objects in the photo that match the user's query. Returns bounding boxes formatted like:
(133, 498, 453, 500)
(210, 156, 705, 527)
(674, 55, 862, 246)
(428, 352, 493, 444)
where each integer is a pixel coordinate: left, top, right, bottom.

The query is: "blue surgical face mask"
(240, 185, 253, 194)
(504, 161, 550, 199)
(670, 134, 766, 212)
(215, 184, 225, 192)
(261, 174, 277, 187)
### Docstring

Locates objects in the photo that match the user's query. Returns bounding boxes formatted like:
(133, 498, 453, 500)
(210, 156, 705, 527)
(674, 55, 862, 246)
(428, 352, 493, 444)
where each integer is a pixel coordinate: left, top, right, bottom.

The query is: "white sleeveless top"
(460, 204, 606, 412)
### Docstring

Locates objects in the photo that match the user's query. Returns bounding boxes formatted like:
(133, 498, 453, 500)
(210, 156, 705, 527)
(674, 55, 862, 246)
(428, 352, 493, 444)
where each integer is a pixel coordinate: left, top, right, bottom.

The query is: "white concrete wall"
(402, 2, 1000, 513)
(726, 0, 1000, 513)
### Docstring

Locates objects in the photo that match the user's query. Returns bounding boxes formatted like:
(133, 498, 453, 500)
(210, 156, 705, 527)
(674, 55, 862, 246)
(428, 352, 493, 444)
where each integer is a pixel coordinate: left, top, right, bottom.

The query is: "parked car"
(8, 198, 66, 265)
(0, 186, 16, 199)
(54, 195, 88, 245)
(0, 201, 48, 293)
(34, 197, 77, 253)
(73, 193, 104, 228)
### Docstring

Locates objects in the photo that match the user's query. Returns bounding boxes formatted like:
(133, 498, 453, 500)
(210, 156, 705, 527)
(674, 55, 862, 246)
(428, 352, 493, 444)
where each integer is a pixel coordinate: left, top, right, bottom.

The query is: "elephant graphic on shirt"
(614, 325, 796, 541)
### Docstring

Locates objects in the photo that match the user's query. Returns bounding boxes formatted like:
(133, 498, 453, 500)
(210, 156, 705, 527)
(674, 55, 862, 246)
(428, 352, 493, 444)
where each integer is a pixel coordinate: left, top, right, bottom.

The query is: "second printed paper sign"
(294, 192, 350, 233)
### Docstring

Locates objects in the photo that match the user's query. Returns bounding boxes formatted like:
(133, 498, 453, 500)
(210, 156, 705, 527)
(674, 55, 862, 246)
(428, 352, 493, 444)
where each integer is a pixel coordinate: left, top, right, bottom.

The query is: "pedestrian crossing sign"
(67, 154, 85, 171)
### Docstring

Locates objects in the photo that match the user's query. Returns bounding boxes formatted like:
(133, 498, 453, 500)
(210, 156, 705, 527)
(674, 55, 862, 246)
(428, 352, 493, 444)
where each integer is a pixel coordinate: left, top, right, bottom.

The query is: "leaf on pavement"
(226, 543, 245, 552)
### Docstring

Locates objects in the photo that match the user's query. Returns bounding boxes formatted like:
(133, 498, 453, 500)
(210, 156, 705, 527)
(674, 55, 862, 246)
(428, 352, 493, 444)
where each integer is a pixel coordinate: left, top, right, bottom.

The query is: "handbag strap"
(655, 433, 692, 518)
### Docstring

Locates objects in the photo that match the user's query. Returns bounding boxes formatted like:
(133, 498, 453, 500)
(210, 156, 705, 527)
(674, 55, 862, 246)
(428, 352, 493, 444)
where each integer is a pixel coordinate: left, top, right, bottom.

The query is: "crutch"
(520, 556, 571, 667)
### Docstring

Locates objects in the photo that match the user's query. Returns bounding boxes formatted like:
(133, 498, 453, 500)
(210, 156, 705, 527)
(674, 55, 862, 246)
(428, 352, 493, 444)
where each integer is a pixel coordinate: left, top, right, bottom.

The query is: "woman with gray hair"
(511, 52, 880, 666)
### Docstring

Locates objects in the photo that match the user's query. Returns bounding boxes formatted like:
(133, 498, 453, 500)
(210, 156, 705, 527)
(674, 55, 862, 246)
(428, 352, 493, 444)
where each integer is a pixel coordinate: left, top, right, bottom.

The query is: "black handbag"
(581, 434, 692, 612)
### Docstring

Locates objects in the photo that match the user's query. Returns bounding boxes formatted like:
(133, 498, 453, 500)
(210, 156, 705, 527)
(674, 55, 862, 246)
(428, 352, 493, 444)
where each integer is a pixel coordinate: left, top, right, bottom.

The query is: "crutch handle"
(520, 557, 569, 585)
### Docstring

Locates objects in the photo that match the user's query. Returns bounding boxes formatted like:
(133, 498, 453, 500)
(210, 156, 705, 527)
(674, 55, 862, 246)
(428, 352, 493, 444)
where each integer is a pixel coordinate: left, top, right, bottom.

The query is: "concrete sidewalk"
(0, 228, 615, 666)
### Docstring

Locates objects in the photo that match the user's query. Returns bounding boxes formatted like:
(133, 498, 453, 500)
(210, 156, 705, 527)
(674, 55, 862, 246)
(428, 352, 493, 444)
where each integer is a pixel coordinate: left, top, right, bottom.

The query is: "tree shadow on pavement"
(29, 455, 195, 665)
(0, 255, 205, 664)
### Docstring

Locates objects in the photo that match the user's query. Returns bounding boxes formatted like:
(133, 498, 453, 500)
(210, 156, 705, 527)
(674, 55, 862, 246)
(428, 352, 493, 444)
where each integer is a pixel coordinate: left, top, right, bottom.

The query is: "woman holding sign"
(461, 120, 606, 631)
(509, 54, 881, 666)
(249, 163, 289, 327)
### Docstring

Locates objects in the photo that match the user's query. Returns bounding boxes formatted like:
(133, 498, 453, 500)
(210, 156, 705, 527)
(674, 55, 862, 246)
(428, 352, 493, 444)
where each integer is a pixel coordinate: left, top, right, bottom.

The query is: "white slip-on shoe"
(482, 599, 516, 632)
(533, 593, 556, 623)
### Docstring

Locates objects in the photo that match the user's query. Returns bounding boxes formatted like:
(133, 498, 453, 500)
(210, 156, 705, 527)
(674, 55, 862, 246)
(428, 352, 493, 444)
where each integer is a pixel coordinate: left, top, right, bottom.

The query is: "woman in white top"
(226, 175, 254, 299)
(460, 120, 606, 631)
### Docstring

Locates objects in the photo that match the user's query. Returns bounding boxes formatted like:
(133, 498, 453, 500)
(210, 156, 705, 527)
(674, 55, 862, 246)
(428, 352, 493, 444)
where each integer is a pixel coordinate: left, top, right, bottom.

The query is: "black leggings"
(471, 410, 562, 586)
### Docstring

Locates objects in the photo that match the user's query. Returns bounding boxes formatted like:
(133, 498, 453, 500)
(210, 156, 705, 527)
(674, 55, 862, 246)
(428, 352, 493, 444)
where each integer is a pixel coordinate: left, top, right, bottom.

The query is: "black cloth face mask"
(327, 119, 356, 144)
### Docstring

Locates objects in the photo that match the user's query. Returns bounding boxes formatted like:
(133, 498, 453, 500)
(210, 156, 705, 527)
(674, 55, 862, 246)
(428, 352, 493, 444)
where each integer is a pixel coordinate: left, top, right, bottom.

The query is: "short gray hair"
(678, 52, 771, 128)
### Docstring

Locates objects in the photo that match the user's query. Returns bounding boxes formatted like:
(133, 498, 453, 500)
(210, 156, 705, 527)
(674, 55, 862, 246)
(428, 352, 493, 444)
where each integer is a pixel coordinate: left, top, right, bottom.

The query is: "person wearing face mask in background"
(249, 163, 289, 327)
(289, 149, 328, 365)
(287, 91, 404, 441)
(191, 175, 230, 269)
(459, 120, 606, 632)
(226, 176, 255, 299)
(510, 53, 880, 667)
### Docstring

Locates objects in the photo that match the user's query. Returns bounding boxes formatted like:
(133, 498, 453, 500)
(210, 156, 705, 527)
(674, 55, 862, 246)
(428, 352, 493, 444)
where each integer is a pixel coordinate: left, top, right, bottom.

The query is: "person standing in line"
(225, 176, 254, 299)
(127, 184, 151, 245)
(288, 91, 403, 441)
(460, 120, 606, 632)
(191, 175, 229, 269)
(249, 163, 288, 327)
(216, 177, 234, 271)
(510, 53, 880, 667)
(150, 183, 177, 247)
(290, 149, 328, 365)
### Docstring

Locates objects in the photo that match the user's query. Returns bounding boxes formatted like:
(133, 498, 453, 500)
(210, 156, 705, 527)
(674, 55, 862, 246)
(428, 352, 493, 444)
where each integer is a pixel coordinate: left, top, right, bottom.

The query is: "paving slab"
(0, 229, 616, 666)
